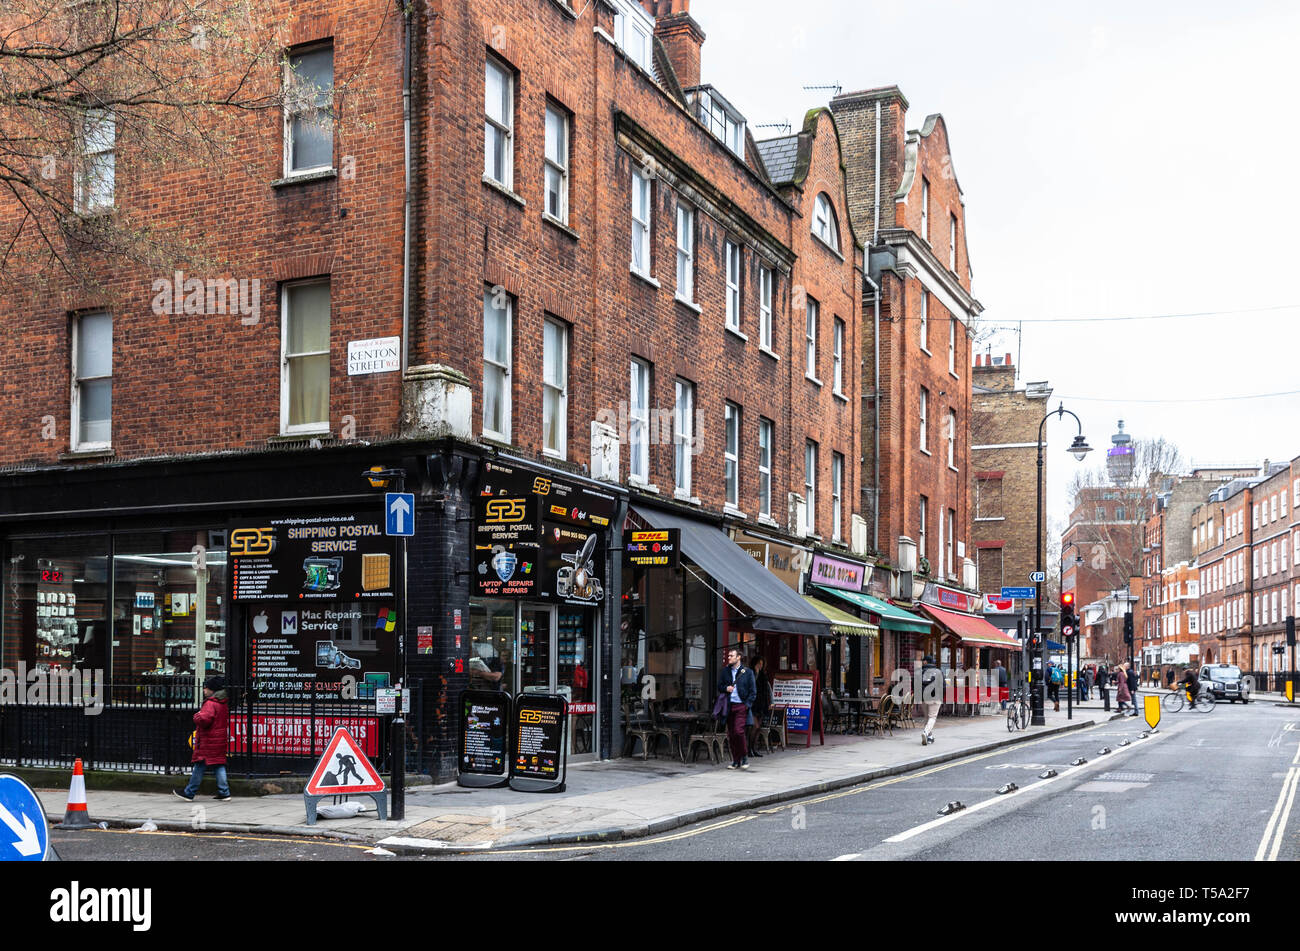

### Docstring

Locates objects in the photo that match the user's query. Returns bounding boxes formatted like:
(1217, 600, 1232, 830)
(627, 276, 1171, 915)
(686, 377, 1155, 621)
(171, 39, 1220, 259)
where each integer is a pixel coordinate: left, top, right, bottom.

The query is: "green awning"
(803, 596, 879, 637)
(814, 586, 933, 634)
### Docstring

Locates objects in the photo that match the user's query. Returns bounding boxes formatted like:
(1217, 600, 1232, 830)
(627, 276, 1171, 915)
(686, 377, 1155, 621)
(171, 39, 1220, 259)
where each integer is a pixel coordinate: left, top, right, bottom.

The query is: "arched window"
(812, 193, 840, 253)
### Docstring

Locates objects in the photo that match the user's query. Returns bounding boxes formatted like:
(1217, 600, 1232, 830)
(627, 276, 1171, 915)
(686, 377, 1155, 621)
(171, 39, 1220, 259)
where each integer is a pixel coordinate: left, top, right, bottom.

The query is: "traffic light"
(1288, 615, 1296, 648)
(1060, 592, 1077, 635)
(1123, 611, 1134, 646)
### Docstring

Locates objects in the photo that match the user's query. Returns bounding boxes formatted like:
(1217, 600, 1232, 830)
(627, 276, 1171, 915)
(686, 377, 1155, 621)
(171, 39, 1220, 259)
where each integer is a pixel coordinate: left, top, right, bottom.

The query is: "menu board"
(510, 694, 567, 791)
(231, 513, 396, 603)
(459, 690, 511, 781)
(772, 674, 815, 731)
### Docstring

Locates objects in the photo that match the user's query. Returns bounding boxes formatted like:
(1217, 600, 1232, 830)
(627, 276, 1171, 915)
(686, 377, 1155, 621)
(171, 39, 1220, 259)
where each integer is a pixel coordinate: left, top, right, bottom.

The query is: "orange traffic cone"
(59, 758, 92, 829)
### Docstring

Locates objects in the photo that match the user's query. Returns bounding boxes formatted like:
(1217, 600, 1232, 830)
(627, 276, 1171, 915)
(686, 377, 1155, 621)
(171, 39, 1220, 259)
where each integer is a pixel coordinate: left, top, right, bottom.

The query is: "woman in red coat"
(175, 677, 231, 801)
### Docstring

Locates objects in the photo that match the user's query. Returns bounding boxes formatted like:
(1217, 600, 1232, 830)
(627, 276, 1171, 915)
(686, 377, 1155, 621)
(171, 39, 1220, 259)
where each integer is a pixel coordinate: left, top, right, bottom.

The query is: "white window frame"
(629, 358, 651, 482)
(542, 318, 568, 458)
(759, 266, 773, 350)
(725, 402, 741, 508)
(631, 167, 652, 276)
(947, 409, 957, 467)
(481, 287, 512, 441)
(725, 241, 742, 331)
(674, 379, 694, 495)
(280, 281, 332, 436)
(948, 317, 957, 375)
(283, 45, 334, 178)
(805, 296, 818, 378)
(758, 418, 773, 519)
(921, 177, 930, 242)
(805, 441, 818, 535)
(833, 318, 845, 394)
(919, 387, 929, 452)
(919, 292, 929, 350)
(484, 55, 514, 189)
(947, 508, 956, 578)
(919, 496, 928, 565)
(812, 194, 840, 253)
(75, 109, 116, 214)
(544, 103, 569, 224)
(71, 312, 112, 451)
(949, 213, 958, 270)
(832, 452, 844, 543)
(676, 205, 695, 303)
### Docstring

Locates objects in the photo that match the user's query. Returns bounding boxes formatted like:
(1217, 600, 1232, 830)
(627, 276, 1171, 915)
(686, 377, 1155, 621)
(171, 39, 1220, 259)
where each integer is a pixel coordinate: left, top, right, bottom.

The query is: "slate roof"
(755, 135, 799, 185)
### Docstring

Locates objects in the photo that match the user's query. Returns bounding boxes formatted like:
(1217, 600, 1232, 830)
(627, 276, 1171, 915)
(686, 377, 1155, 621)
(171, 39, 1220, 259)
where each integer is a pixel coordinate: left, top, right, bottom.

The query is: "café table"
(657, 710, 707, 761)
(835, 695, 876, 734)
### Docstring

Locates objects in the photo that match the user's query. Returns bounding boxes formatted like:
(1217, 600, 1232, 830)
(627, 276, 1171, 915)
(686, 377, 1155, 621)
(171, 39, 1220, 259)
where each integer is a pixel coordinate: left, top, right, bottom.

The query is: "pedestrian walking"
(1166, 668, 1176, 690)
(1125, 662, 1140, 717)
(1080, 666, 1092, 702)
(1048, 662, 1063, 711)
(994, 659, 1009, 710)
(920, 655, 942, 746)
(747, 655, 771, 757)
(717, 647, 756, 769)
(175, 676, 231, 801)
(1097, 664, 1110, 711)
(1115, 667, 1132, 714)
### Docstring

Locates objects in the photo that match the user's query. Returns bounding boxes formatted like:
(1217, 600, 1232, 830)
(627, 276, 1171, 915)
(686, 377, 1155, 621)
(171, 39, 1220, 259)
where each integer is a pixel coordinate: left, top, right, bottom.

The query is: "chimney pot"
(1005, 353, 1012, 366)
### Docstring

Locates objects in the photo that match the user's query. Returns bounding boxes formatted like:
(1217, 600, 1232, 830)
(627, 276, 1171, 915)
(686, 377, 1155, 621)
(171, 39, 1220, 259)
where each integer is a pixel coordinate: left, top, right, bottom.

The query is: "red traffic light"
(1061, 592, 1075, 608)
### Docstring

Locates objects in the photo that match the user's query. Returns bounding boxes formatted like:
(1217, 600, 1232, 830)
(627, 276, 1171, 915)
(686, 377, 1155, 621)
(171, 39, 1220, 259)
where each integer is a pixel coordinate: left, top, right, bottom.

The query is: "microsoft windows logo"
(376, 608, 397, 633)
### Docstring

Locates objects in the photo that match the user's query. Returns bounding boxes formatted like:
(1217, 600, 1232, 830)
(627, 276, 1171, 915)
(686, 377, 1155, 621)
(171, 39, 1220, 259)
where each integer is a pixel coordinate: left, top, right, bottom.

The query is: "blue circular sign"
(0, 774, 51, 862)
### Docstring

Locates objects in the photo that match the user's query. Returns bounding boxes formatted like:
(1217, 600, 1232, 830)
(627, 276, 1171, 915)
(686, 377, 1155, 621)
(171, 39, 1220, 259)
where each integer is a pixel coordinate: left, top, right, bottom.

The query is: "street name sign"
(0, 774, 50, 862)
(1001, 587, 1036, 600)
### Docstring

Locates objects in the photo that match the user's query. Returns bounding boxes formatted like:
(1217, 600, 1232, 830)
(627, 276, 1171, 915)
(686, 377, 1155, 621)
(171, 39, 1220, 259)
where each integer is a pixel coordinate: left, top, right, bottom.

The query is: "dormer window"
(689, 86, 746, 157)
(813, 194, 840, 253)
(611, 0, 654, 73)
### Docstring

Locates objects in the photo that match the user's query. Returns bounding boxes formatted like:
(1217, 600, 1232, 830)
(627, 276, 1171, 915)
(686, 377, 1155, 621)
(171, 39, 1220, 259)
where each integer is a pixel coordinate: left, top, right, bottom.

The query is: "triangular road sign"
(306, 728, 385, 796)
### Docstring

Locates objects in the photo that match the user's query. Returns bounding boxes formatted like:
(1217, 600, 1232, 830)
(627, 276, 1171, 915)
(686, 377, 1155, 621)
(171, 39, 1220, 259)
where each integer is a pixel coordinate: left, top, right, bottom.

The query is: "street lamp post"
(1061, 542, 1084, 721)
(1034, 404, 1092, 726)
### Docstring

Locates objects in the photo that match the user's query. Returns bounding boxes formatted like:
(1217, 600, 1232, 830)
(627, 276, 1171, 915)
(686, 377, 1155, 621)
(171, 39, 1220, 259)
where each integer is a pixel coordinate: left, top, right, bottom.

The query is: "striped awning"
(803, 596, 879, 637)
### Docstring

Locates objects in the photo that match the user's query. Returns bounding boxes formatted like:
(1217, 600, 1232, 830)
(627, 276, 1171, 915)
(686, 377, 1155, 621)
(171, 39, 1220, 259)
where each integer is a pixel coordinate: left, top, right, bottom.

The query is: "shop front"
(623, 505, 831, 739)
(917, 583, 1019, 707)
(812, 586, 933, 698)
(468, 459, 619, 759)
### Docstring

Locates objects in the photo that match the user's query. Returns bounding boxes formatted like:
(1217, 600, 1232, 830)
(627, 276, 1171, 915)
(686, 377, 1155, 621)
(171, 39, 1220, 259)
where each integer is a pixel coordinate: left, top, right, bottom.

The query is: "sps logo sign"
(230, 527, 276, 556)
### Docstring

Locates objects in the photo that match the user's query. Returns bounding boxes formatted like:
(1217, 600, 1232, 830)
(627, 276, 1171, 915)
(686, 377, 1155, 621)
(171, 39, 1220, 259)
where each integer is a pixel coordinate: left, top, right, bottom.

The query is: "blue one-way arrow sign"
(0, 774, 50, 862)
(386, 493, 415, 537)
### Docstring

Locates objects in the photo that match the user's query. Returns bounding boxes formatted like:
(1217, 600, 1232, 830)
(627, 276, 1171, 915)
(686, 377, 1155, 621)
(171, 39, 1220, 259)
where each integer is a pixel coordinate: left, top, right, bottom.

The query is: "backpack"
(1049, 666, 1063, 685)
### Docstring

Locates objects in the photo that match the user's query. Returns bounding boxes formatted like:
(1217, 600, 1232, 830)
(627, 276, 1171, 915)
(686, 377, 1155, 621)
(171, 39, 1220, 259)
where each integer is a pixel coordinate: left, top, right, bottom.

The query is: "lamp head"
(1068, 435, 1092, 462)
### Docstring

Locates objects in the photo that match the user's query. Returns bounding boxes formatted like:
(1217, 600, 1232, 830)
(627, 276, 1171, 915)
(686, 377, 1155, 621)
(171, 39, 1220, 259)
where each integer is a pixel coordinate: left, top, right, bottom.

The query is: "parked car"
(1199, 664, 1250, 703)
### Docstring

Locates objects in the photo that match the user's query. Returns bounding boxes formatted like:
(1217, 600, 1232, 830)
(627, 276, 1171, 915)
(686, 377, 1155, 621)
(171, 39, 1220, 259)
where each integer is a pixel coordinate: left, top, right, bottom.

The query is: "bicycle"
(1161, 685, 1216, 713)
(1006, 685, 1031, 731)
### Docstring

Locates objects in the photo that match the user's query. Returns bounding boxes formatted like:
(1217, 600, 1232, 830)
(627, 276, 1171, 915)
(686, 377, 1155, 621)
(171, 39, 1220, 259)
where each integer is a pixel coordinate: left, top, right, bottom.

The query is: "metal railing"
(0, 677, 431, 777)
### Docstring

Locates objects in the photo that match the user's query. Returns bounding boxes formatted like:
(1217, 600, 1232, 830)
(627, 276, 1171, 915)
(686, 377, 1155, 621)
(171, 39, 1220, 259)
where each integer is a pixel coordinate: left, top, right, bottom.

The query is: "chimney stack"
(643, 0, 705, 90)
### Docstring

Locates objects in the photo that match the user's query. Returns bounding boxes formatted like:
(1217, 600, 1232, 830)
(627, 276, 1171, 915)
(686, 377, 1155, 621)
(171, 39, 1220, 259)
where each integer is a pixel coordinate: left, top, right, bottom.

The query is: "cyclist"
(1179, 667, 1200, 707)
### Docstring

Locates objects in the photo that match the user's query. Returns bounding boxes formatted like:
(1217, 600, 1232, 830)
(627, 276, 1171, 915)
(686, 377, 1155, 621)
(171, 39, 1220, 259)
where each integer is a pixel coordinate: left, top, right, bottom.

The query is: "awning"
(803, 596, 879, 637)
(632, 506, 832, 638)
(918, 604, 1020, 649)
(813, 586, 932, 634)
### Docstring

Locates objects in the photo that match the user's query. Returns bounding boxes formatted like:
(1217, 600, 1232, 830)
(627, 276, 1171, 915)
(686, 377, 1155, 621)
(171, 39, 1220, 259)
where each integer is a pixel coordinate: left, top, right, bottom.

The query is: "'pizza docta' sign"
(809, 553, 866, 592)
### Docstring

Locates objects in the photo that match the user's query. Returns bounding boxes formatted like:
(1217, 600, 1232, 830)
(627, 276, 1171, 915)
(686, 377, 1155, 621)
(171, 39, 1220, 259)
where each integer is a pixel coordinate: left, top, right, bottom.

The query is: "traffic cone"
(59, 758, 92, 829)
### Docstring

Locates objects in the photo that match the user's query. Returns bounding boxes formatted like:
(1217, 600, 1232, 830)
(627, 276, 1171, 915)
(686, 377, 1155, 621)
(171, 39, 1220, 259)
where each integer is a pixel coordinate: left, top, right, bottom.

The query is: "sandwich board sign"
(304, 727, 387, 824)
(509, 694, 568, 793)
(459, 690, 512, 789)
(0, 774, 50, 862)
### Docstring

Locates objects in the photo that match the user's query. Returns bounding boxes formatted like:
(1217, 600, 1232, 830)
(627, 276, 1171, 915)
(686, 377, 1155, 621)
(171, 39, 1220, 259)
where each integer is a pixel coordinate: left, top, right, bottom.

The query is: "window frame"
(758, 418, 774, 519)
(676, 204, 695, 303)
(280, 280, 332, 436)
(812, 194, 841, 253)
(74, 108, 116, 215)
(947, 408, 957, 468)
(542, 317, 569, 458)
(283, 44, 335, 178)
(921, 177, 930, 243)
(481, 287, 513, 442)
(919, 387, 929, 452)
(805, 295, 819, 379)
(631, 166, 652, 277)
(484, 54, 515, 189)
(949, 213, 958, 271)
(833, 317, 845, 394)
(758, 266, 773, 350)
(629, 357, 651, 482)
(543, 102, 570, 224)
(674, 378, 694, 496)
(805, 441, 818, 535)
(920, 292, 929, 351)
(724, 402, 741, 508)
(832, 452, 844, 543)
(71, 311, 113, 451)
(725, 240, 742, 331)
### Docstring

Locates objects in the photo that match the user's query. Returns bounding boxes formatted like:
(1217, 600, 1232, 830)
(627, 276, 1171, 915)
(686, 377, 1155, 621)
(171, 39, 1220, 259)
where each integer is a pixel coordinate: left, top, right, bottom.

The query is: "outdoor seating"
(622, 701, 660, 760)
(862, 695, 895, 736)
(686, 717, 729, 765)
(646, 699, 683, 761)
(894, 691, 916, 729)
(820, 690, 847, 734)
(764, 707, 787, 751)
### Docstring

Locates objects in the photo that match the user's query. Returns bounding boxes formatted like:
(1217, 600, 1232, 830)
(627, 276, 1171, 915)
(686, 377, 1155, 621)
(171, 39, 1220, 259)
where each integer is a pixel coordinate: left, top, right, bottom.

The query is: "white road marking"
(883, 729, 1171, 844)
(831, 853, 861, 861)
(1256, 767, 1300, 862)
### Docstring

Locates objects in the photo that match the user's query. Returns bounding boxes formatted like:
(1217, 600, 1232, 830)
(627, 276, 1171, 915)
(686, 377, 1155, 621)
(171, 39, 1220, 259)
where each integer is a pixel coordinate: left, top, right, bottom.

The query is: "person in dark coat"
(747, 655, 771, 757)
(175, 676, 231, 801)
(1125, 663, 1140, 717)
(1096, 665, 1110, 710)
(717, 647, 757, 769)
(1115, 668, 1132, 714)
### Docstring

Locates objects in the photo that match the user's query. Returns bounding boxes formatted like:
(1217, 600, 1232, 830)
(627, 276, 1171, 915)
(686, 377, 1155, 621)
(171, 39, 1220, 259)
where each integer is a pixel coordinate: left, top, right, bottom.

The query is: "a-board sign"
(509, 694, 567, 793)
(303, 727, 387, 824)
(458, 690, 512, 788)
(772, 671, 823, 747)
(623, 529, 680, 569)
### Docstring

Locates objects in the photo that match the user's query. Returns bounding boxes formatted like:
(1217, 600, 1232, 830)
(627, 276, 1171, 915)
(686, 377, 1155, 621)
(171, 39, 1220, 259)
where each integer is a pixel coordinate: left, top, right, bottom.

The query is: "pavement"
(32, 694, 1146, 855)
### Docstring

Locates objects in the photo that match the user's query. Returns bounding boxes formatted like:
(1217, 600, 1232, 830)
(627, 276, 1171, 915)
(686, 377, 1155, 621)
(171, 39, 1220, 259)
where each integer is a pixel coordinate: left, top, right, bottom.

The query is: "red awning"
(918, 604, 1020, 649)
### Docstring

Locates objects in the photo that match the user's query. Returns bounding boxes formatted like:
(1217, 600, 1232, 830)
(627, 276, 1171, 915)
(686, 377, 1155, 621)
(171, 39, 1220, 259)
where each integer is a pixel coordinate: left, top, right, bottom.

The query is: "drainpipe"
(865, 273, 881, 554)
(873, 100, 881, 246)
(400, 0, 413, 373)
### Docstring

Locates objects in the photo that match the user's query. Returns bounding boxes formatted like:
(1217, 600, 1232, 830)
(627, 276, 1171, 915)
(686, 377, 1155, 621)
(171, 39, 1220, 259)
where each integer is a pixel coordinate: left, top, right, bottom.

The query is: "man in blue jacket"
(718, 647, 757, 769)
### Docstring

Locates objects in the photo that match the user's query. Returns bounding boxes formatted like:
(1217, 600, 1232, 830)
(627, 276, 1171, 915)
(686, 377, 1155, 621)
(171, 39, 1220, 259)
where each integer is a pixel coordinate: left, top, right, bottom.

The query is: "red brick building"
(0, 0, 872, 776)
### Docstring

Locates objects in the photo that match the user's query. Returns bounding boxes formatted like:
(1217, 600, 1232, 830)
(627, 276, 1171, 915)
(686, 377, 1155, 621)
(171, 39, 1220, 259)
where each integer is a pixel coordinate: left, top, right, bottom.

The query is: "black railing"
(0, 677, 431, 777)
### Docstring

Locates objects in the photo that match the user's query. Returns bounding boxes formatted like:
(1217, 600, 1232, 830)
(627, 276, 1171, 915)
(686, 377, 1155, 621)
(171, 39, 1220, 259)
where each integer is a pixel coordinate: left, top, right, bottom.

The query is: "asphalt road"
(449, 697, 1300, 861)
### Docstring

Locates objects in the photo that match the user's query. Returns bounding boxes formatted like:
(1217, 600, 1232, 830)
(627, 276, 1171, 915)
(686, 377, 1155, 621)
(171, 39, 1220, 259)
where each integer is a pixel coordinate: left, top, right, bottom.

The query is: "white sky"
(697, 0, 1300, 522)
